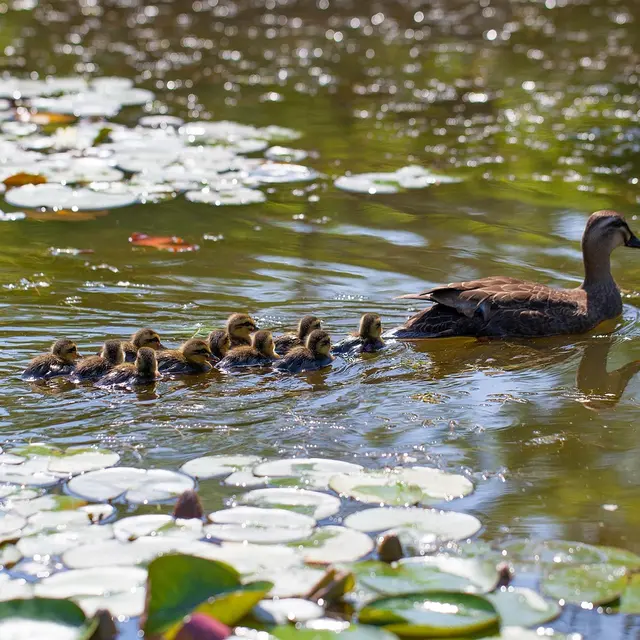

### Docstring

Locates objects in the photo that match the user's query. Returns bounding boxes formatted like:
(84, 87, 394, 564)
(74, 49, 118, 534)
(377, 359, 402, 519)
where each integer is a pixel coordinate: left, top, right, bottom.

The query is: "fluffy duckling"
(72, 340, 125, 382)
(227, 313, 258, 349)
(121, 328, 165, 362)
(207, 329, 231, 361)
(22, 339, 81, 380)
(98, 347, 159, 387)
(332, 313, 385, 355)
(274, 329, 333, 373)
(217, 330, 279, 370)
(274, 315, 322, 356)
(156, 339, 213, 374)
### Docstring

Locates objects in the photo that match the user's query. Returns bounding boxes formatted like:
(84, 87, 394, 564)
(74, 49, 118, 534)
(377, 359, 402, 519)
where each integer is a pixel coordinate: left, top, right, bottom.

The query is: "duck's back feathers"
(71, 356, 112, 382)
(156, 351, 211, 374)
(217, 347, 273, 370)
(98, 364, 157, 386)
(121, 341, 138, 363)
(273, 334, 302, 356)
(22, 355, 74, 381)
(274, 346, 333, 373)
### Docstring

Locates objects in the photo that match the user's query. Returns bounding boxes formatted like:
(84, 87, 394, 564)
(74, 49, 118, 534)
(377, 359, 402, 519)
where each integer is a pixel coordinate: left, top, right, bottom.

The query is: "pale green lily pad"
(352, 556, 499, 596)
(4, 184, 138, 210)
(271, 621, 398, 640)
(541, 562, 627, 606)
(330, 467, 473, 506)
(343, 507, 481, 542)
(0, 575, 33, 601)
(22, 510, 96, 536)
(47, 449, 120, 475)
(484, 628, 576, 639)
(77, 589, 146, 619)
(359, 591, 498, 637)
(113, 514, 203, 541)
(487, 587, 561, 627)
(17, 524, 114, 558)
(0, 545, 21, 568)
(253, 598, 325, 624)
(252, 458, 362, 489)
(34, 566, 147, 599)
(205, 506, 315, 544)
(180, 455, 262, 480)
(247, 565, 326, 598)
(224, 471, 269, 488)
(619, 573, 640, 614)
(7, 495, 87, 518)
(240, 488, 341, 519)
(290, 525, 373, 564)
(0, 513, 26, 537)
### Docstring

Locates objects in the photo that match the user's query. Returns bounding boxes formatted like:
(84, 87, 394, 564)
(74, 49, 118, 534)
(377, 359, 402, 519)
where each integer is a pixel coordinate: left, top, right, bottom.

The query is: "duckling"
(71, 340, 125, 382)
(217, 330, 279, 370)
(98, 347, 159, 387)
(156, 339, 213, 374)
(274, 329, 334, 373)
(121, 328, 165, 362)
(226, 313, 258, 349)
(274, 315, 322, 356)
(207, 329, 231, 361)
(333, 313, 385, 355)
(22, 339, 81, 380)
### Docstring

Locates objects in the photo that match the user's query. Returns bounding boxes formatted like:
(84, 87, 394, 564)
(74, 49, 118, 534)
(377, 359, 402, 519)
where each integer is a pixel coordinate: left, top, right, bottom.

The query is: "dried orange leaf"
(3, 173, 47, 188)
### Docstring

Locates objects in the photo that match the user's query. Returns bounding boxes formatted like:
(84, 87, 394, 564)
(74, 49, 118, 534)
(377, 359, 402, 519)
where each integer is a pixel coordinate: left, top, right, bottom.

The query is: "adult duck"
(392, 211, 640, 338)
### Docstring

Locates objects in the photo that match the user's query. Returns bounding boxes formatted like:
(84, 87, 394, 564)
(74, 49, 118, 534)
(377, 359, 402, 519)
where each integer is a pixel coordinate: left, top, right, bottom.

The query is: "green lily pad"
(271, 622, 399, 640)
(541, 563, 627, 606)
(359, 591, 498, 637)
(143, 553, 272, 637)
(487, 587, 561, 627)
(0, 598, 96, 640)
(483, 628, 572, 639)
(617, 573, 640, 614)
(290, 526, 374, 564)
(240, 488, 341, 519)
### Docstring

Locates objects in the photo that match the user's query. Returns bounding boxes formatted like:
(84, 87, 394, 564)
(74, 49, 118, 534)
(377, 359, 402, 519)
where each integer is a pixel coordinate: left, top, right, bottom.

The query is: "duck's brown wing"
(273, 334, 301, 356)
(399, 276, 577, 321)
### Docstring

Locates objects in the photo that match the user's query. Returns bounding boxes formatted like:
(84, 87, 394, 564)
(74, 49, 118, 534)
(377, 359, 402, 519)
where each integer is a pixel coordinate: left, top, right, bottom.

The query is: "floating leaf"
(487, 587, 561, 627)
(483, 628, 573, 639)
(240, 488, 341, 519)
(253, 598, 324, 624)
(541, 563, 627, 606)
(35, 566, 146, 600)
(252, 458, 362, 489)
(265, 146, 308, 162)
(3, 173, 47, 188)
(114, 514, 203, 541)
(17, 525, 114, 558)
(247, 566, 326, 598)
(359, 591, 498, 637)
(271, 622, 398, 640)
(129, 231, 199, 252)
(4, 184, 137, 210)
(290, 526, 373, 564)
(619, 573, 640, 614)
(143, 554, 271, 637)
(185, 188, 266, 206)
(181, 455, 262, 480)
(248, 163, 319, 184)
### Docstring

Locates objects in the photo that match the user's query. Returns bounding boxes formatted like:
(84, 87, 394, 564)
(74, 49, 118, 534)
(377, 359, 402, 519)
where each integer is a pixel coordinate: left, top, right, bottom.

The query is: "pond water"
(1, 0, 640, 638)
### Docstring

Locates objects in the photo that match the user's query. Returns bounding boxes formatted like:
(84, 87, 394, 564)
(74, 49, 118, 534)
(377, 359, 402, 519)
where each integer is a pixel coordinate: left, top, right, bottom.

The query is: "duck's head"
(101, 339, 125, 366)
(131, 328, 165, 350)
(584, 211, 640, 254)
(227, 313, 257, 341)
(306, 329, 332, 357)
(180, 339, 212, 365)
(298, 315, 322, 339)
(252, 330, 279, 358)
(359, 313, 383, 339)
(207, 330, 231, 359)
(52, 339, 81, 363)
(135, 347, 158, 377)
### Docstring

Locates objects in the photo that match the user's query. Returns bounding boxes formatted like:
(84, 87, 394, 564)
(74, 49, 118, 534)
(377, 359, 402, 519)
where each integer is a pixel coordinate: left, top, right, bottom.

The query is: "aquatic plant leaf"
(619, 573, 640, 614)
(487, 587, 561, 627)
(180, 455, 262, 480)
(252, 458, 362, 489)
(0, 574, 33, 601)
(18, 524, 114, 557)
(185, 187, 266, 206)
(35, 566, 146, 600)
(483, 628, 572, 639)
(129, 231, 199, 252)
(139, 114, 184, 128)
(205, 506, 315, 544)
(253, 598, 324, 624)
(0, 513, 26, 537)
(359, 591, 498, 637)
(4, 183, 137, 210)
(114, 514, 203, 541)
(3, 172, 47, 188)
(77, 589, 146, 619)
(541, 563, 627, 606)
(248, 163, 319, 184)
(290, 525, 373, 564)
(265, 146, 308, 162)
(271, 622, 398, 640)
(47, 449, 120, 475)
(0, 597, 94, 640)
(247, 565, 326, 598)
(143, 553, 271, 637)
(343, 507, 481, 542)
(240, 487, 341, 519)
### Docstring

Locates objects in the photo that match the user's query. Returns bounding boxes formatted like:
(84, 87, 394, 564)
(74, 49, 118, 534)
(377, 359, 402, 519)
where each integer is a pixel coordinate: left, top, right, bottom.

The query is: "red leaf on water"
(175, 614, 231, 640)
(129, 232, 199, 252)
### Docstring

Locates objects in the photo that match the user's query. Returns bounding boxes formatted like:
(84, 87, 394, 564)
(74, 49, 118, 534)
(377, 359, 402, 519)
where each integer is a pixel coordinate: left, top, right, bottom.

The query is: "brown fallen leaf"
(17, 111, 76, 125)
(3, 173, 47, 188)
(129, 232, 199, 252)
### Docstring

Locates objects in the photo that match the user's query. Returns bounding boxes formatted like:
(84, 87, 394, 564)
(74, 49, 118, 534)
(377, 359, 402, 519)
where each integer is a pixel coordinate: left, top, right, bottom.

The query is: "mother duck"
(392, 211, 640, 338)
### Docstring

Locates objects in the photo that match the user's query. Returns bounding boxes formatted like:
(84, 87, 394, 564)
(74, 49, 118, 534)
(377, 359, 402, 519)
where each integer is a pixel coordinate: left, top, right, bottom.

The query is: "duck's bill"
(625, 234, 640, 248)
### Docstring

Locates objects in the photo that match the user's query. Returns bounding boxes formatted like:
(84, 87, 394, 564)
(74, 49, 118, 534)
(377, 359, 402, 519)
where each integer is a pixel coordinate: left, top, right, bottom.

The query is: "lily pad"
(252, 458, 363, 489)
(343, 507, 482, 542)
(359, 591, 498, 637)
(271, 623, 398, 640)
(541, 563, 627, 606)
(330, 467, 473, 506)
(290, 525, 373, 564)
(247, 566, 326, 598)
(0, 575, 33, 601)
(249, 163, 319, 184)
(185, 187, 266, 206)
(0, 513, 26, 537)
(487, 587, 561, 627)
(205, 507, 315, 544)
(77, 589, 146, 618)
(7, 495, 87, 518)
(240, 488, 341, 519)
(253, 598, 324, 625)
(34, 566, 147, 599)
(67, 467, 194, 503)
(4, 183, 137, 210)
(180, 455, 262, 480)
(0, 598, 95, 640)
(265, 147, 308, 162)
(17, 524, 114, 558)
(619, 573, 640, 614)
(484, 629, 574, 639)
(113, 514, 203, 541)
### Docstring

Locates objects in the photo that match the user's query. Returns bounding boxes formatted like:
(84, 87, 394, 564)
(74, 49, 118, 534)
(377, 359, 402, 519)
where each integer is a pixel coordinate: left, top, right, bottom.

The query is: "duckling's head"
(359, 313, 383, 339)
(298, 315, 322, 339)
(52, 339, 80, 363)
(135, 347, 158, 377)
(252, 330, 278, 358)
(306, 330, 332, 357)
(584, 211, 640, 255)
(207, 330, 231, 359)
(227, 313, 257, 340)
(101, 340, 125, 366)
(180, 339, 212, 365)
(131, 328, 165, 350)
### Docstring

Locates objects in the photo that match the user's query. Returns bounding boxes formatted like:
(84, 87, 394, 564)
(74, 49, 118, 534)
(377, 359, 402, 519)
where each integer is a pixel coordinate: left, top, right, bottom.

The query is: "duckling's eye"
(69, 346, 77, 353)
